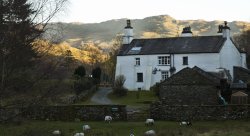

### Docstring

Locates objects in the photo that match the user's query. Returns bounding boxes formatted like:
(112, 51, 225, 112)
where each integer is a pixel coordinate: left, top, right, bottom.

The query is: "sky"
(58, 0, 250, 23)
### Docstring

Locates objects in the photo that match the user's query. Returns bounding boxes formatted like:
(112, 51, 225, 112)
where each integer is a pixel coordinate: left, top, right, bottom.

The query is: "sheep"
(145, 119, 154, 126)
(180, 121, 192, 126)
(82, 124, 91, 132)
(104, 115, 112, 123)
(130, 130, 135, 136)
(52, 130, 61, 135)
(74, 132, 84, 136)
(144, 130, 156, 136)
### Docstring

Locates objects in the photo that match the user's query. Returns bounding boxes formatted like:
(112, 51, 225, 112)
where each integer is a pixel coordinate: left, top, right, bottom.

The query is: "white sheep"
(104, 116, 112, 123)
(82, 125, 91, 132)
(144, 130, 156, 136)
(180, 121, 192, 126)
(145, 119, 154, 126)
(52, 130, 61, 135)
(74, 132, 84, 136)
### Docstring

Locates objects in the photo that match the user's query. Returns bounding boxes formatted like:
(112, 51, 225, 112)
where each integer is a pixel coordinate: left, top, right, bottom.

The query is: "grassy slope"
(108, 91, 158, 106)
(77, 90, 159, 107)
(1, 120, 250, 136)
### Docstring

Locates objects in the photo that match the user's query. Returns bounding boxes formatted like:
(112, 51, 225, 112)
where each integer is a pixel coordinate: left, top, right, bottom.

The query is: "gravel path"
(90, 87, 113, 104)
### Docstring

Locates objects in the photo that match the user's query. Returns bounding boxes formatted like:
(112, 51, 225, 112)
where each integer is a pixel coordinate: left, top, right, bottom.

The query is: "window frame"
(135, 58, 140, 66)
(183, 56, 188, 65)
(161, 71, 169, 81)
(158, 56, 171, 65)
(137, 73, 143, 82)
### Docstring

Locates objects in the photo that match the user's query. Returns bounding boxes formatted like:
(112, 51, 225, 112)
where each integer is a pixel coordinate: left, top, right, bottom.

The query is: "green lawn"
(1, 120, 250, 136)
(108, 91, 159, 107)
(77, 90, 159, 107)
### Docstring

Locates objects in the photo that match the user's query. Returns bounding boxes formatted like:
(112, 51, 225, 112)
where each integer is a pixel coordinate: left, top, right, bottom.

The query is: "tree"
(0, 0, 67, 92)
(74, 65, 86, 79)
(0, 0, 43, 93)
(113, 75, 128, 97)
(0, 0, 68, 122)
(92, 67, 101, 84)
(104, 35, 122, 83)
(234, 28, 250, 68)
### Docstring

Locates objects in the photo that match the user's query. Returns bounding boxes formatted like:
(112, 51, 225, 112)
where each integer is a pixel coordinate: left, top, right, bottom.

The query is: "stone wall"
(0, 105, 127, 122)
(160, 85, 219, 105)
(150, 101, 250, 121)
(159, 67, 220, 105)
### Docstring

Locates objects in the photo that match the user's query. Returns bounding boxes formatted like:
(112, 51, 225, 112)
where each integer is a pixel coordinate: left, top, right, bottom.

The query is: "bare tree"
(104, 35, 123, 83)
(234, 28, 250, 68)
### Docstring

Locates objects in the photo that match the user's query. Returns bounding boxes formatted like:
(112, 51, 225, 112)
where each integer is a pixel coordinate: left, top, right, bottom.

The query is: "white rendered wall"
(180, 33, 192, 37)
(116, 53, 221, 91)
(219, 39, 242, 77)
(122, 29, 133, 44)
(241, 53, 247, 69)
(173, 53, 220, 72)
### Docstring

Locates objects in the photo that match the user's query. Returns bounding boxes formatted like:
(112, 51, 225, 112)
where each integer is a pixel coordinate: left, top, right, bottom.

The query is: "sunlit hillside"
(33, 40, 107, 65)
(44, 15, 250, 48)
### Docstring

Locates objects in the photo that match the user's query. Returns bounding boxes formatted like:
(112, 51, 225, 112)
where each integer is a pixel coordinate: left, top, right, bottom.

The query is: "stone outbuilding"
(233, 66, 250, 83)
(159, 67, 222, 105)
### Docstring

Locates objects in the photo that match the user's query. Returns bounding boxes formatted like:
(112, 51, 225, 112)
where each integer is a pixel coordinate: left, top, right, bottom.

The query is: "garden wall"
(0, 105, 127, 122)
(150, 100, 250, 121)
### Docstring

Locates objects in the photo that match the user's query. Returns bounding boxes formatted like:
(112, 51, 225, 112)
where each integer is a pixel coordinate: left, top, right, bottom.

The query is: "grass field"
(1, 120, 250, 136)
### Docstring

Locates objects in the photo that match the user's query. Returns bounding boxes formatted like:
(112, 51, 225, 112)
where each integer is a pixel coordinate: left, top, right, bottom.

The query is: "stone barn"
(159, 67, 222, 105)
(233, 66, 250, 83)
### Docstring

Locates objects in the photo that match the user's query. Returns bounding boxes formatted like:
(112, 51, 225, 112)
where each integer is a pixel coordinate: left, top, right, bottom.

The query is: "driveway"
(90, 87, 113, 104)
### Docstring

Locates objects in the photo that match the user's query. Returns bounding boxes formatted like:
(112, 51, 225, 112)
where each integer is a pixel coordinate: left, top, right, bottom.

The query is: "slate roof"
(161, 66, 222, 86)
(118, 36, 226, 56)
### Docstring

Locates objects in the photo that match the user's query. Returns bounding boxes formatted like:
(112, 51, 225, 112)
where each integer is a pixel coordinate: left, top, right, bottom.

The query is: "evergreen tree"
(92, 67, 102, 84)
(0, 0, 42, 92)
(74, 65, 86, 79)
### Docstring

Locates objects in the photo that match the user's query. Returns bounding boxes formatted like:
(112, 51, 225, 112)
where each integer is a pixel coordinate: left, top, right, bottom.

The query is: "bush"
(73, 65, 86, 79)
(73, 77, 94, 95)
(113, 75, 128, 97)
(150, 83, 160, 97)
(92, 67, 102, 84)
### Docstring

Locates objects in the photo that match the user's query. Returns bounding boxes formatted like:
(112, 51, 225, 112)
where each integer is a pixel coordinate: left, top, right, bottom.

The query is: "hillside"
(45, 15, 250, 47)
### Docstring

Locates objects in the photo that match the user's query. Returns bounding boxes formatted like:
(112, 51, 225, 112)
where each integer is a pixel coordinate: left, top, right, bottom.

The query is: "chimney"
(218, 21, 230, 39)
(123, 20, 134, 44)
(180, 26, 192, 37)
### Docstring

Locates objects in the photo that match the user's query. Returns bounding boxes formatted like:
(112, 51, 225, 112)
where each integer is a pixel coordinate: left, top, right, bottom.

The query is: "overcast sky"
(57, 0, 250, 23)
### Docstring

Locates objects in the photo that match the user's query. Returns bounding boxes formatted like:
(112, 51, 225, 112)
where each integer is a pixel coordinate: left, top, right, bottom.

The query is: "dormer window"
(158, 56, 170, 65)
(135, 58, 140, 66)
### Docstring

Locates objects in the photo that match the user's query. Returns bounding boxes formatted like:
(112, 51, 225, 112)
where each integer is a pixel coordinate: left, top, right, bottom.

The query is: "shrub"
(113, 75, 128, 97)
(73, 65, 86, 79)
(92, 67, 102, 84)
(73, 77, 94, 95)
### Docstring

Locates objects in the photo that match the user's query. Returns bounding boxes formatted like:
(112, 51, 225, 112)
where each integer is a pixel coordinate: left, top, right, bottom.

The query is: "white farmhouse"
(115, 20, 247, 91)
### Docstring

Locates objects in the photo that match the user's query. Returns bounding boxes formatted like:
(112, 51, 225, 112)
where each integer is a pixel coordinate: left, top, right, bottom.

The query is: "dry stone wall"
(0, 105, 127, 122)
(150, 100, 250, 121)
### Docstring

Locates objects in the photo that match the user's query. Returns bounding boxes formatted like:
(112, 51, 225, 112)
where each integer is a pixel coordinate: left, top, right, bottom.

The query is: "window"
(135, 58, 140, 66)
(137, 73, 143, 82)
(183, 56, 188, 65)
(161, 71, 169, 80)
(158, 56, 170, 65)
